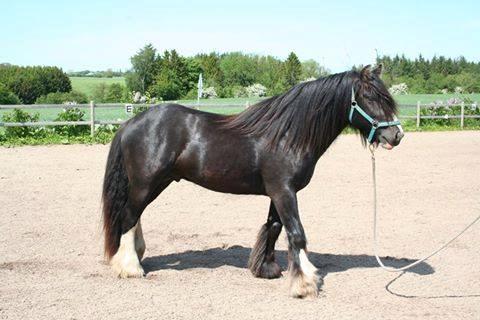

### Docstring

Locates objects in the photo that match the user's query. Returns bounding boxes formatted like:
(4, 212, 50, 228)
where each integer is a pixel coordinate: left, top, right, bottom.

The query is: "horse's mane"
(221, 71, 357, 153)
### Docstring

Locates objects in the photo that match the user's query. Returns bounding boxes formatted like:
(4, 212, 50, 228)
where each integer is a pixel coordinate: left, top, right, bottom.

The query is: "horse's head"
(350, 64, 404, 150)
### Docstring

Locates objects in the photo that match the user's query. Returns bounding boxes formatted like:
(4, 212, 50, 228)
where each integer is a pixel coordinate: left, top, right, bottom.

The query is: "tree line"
(0, 64, 72, 104)
(125, 44, 329, 100)
(376, 54, 480, 94)
(1, 49, 480, 105)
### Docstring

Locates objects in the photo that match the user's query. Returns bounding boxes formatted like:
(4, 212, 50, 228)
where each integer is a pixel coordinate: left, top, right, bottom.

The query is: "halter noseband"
(349, 87, 401, 143)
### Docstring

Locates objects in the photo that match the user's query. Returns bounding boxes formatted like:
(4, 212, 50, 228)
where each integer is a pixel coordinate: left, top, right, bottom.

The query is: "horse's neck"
(312, 103, 349, 159)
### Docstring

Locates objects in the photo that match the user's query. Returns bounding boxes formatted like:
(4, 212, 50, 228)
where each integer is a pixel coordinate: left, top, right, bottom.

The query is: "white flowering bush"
(202, 87, 217, 99)
(440, 88, 449, 94)
(454, 86, 464, 94)
(245, 83, 267, 97)
(388, 83, 408, 95)
(301, 77, 317, 83)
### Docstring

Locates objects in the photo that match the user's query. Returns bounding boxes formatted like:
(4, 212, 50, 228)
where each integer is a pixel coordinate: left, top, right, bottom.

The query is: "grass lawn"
(70, 77, 125, 97)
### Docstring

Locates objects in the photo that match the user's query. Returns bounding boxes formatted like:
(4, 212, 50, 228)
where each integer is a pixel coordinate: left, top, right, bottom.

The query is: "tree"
(195, 52, 223, 86)
(301, 59, 329, 80)
(149, 50, 196, 100)
(105, 83, 125, 102)
(219, 52, 257, 87)
(0, 65, 71, 104)
(284, 52, 302, 87)
(127, 43, 158, 93)
(0, 83, 20, 104)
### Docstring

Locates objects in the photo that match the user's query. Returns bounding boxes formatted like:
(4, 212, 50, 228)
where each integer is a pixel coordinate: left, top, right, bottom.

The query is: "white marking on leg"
(289, 249, 319, 298)
(299, 249, 317, 280)
(111, 222, 145, 278)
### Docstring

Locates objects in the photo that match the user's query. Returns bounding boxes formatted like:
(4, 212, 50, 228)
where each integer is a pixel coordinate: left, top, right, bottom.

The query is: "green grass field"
(70, 77, 126, 97)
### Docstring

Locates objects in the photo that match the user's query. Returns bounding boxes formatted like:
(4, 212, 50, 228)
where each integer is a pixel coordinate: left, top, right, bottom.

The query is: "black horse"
(102, 65, 403, 298)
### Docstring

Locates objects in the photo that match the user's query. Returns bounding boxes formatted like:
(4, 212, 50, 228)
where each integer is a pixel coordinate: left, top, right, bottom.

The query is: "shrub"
(0, 65, 71, 104)
(389, 83, 408, 95)
(454, 86, 464, 94)
(105, 83, 126, 102)
(420, 99, 480, 127)
(231, 86, 248, 98)
(35, 91, 88, 104)
(0, 83, 20, 104)
(92, 83, 108, 102)
(202, 86, 217, 99)
(1, 108, 44, 138)
(53, 107, 89, 136)
(245, 83, 267, 97)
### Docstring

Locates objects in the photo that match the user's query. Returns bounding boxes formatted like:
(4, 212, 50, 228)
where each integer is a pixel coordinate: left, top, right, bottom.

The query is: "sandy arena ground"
(1, 131, 479, 319)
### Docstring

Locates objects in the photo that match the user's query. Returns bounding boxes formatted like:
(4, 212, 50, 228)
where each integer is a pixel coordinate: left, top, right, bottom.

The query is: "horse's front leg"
(270, 189, 319, 298)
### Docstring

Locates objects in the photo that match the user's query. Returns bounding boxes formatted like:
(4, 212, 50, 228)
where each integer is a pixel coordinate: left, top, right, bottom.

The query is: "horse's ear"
(373, 63, 383, 76)
(360, 65, 372, 81)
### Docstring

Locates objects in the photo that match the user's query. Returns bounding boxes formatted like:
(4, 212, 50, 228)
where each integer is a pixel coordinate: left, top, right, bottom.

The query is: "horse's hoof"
(289, 271, 319, 298)
(258, 261, 282, 279)
(111, 256, 145, 278)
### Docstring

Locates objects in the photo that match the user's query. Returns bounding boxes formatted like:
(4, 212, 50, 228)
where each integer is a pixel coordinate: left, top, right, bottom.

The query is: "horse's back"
(119, 104, 265, 194)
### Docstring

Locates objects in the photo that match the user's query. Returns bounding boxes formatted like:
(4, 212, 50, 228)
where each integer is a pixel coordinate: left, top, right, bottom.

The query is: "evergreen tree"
(284, 52, 302, 87)
(126, 43, 158, 93)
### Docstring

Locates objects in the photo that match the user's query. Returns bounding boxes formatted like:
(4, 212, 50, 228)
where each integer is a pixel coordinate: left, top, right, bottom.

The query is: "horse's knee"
(289, 231, 306, 250)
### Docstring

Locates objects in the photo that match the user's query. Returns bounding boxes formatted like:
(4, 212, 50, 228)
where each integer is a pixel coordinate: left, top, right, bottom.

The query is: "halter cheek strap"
(349, 87, 401, 143)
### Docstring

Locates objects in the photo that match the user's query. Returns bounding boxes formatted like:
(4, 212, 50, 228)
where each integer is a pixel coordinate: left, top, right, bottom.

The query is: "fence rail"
(0, 101, 479, 136)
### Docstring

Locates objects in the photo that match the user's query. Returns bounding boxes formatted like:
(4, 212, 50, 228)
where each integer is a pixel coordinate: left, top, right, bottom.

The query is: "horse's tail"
(102, 131, 129, 261)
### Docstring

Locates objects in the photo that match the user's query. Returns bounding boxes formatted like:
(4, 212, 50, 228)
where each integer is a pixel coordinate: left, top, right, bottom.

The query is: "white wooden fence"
(0, 101, 479, 137)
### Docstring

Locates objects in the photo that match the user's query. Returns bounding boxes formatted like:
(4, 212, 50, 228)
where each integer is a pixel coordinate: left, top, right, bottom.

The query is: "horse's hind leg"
(134, 219, 145, 260)
(111, 179, 171, 278)
(110, 189, 149, 278)
(248, 201, 283, 279)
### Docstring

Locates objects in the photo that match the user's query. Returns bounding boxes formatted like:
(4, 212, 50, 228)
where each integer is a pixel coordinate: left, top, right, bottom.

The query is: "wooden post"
(245, 101, 250, 109)
(416, 101, 421, 130)
(90, 101, 95, 137)
(460, 102, 465, 129)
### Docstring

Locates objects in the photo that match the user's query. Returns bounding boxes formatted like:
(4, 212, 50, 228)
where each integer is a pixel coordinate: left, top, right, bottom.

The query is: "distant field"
(70, 77, 125, 97)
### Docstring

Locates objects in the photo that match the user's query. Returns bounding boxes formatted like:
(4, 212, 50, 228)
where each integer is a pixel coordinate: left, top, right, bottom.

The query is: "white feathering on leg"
(111, 222, 145, 278)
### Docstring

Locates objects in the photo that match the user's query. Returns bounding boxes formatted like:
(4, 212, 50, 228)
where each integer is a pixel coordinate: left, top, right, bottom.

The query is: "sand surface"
(1, 131, 479, 319)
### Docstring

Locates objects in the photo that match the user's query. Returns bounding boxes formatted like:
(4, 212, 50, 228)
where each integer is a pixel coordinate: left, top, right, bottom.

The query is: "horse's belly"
(182, 165, 265, 195)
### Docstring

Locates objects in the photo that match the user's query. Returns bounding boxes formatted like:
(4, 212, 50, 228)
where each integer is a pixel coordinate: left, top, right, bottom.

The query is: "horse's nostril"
(396, 131, 404, 142)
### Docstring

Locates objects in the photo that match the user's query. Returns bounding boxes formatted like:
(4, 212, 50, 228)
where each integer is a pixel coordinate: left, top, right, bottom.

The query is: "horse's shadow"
(142, 245, 434, 284)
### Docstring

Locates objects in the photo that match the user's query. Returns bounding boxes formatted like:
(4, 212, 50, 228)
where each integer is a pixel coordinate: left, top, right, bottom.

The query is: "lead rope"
(369, 144, 480, 272)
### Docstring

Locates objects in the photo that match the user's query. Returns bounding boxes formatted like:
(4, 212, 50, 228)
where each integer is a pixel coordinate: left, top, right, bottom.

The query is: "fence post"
(460, 102, 465, 129)
(90, 101, 95, 137)
(416, 101, 421, 130)
(245, 100, 250, 109)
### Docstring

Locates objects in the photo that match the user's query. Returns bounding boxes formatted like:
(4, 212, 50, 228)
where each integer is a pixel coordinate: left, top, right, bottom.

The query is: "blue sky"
(1, 0, 479, 72)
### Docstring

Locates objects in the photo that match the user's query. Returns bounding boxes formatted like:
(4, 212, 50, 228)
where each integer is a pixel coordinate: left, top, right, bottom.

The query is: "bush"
(0, 83, 20, 104)
(420, 99, 480, 127)
(1, 108, 44, 138)
(105, 83, 126, 102)
(245, 83, 267, 97)
(202, 87, 217, 99)
(35, 91, 88, 104)
(53, 107, 89, 136)
(0, 65, 71, 104)
(92, 83, 108, 102)
(92, 83, 128, 103)
(389, 83, 408, 95)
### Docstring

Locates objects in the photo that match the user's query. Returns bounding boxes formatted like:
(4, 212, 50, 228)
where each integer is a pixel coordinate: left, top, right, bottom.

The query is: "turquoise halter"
(349, 88, 401, 143)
